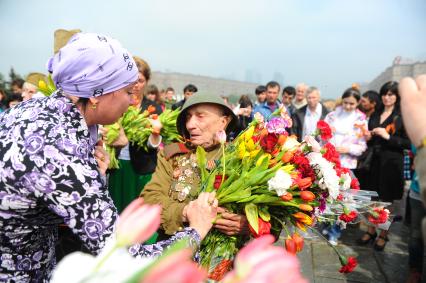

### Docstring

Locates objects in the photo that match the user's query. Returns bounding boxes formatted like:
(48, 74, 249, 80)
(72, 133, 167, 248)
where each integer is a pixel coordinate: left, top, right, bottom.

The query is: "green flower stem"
(307, 226, 345, 264)
(221, 143, 226, 185)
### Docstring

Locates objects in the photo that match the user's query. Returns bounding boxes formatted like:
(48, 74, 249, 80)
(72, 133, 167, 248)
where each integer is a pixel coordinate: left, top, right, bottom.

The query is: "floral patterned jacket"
(324, 107, 367, 169)
(0, 91, 200, 282)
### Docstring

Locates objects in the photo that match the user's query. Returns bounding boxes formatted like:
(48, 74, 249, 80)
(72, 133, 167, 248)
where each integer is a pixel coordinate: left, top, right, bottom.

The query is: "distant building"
(368, 57, 426, 91)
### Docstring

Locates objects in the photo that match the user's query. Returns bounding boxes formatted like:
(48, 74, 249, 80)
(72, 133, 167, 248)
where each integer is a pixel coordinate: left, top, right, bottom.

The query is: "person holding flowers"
(0, 32, 218, 282)
(321, 86, 367, 245)
(141, 93, 249, 240)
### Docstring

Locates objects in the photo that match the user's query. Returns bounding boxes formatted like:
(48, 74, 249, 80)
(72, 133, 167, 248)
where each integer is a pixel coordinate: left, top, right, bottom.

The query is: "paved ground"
(277, 221, 425, 283)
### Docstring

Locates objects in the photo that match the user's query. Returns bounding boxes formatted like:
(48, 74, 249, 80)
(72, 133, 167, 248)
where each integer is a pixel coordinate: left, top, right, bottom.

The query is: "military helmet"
(176, 92, 238, 139)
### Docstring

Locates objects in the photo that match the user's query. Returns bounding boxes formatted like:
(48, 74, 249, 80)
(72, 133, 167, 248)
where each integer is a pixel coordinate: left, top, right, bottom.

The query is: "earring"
(91, 102, 97, 109)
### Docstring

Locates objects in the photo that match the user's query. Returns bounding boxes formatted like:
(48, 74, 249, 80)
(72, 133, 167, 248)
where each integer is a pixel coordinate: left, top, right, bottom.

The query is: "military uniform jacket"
(141, 143, 221, 235)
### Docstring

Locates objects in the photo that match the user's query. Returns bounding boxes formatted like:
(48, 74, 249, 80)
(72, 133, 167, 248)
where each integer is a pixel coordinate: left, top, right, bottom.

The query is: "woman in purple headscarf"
(0, 33, 217, 282)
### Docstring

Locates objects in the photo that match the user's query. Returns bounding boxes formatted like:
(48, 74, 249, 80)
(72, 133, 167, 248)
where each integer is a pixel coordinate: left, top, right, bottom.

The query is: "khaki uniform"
(142, 143, 221, 235)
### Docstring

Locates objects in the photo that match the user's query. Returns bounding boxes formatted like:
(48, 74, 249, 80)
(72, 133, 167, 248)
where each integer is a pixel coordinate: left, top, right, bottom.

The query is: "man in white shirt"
(291, 87, 329, 141)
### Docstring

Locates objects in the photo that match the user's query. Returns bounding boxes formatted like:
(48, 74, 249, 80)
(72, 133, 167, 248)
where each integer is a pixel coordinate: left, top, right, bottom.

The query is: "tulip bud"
(300, 191, 316, 202)
(293, 212, 313, 226)
(216, 130, 227, 144)
(280, 193, 293, 201)
(296, 177, 312, 190)
(281, 151, 294, 163)
(285, 237, 297, 255)
(277, 135, 287, 146)
(292, 233, 304, 253)
(299, 204, 313, 212)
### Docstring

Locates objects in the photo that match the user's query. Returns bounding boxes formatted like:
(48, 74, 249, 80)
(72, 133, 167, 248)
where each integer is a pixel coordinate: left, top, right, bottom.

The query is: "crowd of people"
(0, 30, 425, 283)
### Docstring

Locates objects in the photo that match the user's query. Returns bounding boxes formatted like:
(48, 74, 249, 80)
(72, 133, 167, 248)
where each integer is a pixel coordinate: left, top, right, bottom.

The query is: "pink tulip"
(222, 235, 307, 283)
(141, 248, 207, 283)
(116, 198, 161, 246)
(216, 130, 227, 144)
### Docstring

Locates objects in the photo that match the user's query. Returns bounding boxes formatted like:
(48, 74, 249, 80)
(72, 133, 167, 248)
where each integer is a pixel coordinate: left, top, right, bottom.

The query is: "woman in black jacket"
(357, 81, 410, 251)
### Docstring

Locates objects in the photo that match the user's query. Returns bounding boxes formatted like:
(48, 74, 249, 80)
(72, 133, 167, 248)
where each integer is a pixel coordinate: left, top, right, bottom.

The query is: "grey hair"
(306, 86, 320, 97)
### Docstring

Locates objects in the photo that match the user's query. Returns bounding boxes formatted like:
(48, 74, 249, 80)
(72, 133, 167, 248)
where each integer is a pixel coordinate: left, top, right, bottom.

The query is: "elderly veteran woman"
(0, 33, 217, 282)
(142, 93, 250, 240)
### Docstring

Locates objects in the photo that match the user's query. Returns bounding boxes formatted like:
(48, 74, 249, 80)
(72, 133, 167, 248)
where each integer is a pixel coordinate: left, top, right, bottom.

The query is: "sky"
(0, 0, 425, 98)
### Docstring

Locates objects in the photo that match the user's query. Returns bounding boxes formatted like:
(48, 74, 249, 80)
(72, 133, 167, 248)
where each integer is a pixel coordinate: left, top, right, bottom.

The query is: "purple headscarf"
(48, 33, 138, 98)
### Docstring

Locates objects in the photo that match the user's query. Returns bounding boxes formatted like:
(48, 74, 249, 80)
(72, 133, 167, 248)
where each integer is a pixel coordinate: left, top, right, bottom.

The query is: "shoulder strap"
(163, 143, 191, 160)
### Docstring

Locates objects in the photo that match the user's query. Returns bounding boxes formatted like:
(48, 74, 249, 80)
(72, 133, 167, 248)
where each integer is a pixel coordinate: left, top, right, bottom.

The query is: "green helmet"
(176, 93, 238, 139)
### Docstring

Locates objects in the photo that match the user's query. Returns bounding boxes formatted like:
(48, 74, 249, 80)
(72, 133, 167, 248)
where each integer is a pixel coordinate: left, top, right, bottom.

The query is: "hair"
(133, 56, 151, 82)
(266, 81, 281, 91)
(183, 84, 197, 93)
(7, 93, 23, 105)
(11, 78, 25, 89)
(378, 81, 400, 112)
(145, 84, 159, 96)
(306, 86, 320, 97)
(361, 90, 381, 113)
(296, 83, 308, 91)
(166, 87, 174, 92)
(341, 86, 361, 101)
(238, 94, 253, 108)
(283, 86, 296, 96)
(255, 85, 266, 95)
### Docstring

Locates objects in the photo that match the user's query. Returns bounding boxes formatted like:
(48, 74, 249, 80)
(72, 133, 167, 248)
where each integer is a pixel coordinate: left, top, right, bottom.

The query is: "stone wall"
(368, 61, 426, 91)
(150, 71, 259, 101)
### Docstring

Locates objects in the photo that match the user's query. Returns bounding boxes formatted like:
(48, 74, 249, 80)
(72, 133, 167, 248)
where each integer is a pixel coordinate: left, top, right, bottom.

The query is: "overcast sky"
(1, 0, 425, 98)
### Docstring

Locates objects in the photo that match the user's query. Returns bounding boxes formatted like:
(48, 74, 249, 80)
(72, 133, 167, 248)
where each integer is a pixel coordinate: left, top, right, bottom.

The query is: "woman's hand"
(213, 207, 249, 236)
(94, 142, 110, 175)
(185, 192, 218, 240)
(371, 127, 390, 140)
(100, 126, 129, 148)
(335, 146, 349, 154)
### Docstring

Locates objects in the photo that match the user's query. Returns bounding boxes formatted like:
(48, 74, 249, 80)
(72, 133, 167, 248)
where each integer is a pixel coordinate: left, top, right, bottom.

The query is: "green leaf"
(245, 203, 259, 233)
(196, 146, 208, 182)
(258, 206, 271, 221)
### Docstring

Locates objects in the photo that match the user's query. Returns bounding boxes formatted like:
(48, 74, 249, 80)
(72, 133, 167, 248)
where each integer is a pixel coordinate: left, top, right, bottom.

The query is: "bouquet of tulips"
(104, 106, 182, 169)
(196, 106, 369, 280)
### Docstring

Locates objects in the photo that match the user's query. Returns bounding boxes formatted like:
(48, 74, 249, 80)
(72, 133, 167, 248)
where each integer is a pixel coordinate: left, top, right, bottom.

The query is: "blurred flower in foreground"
(222, 235, 307, 283)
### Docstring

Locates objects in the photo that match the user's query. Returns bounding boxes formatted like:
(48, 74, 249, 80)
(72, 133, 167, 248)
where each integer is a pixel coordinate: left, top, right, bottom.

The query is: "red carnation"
(350, 178, 360, 190)
(339, 256, 358, 273)
(260, 133, 278, 153)
(292, 153, 315, 181)
(368, 207, 390, 225)
(339, 211, 358, 223)
(322, 143, 340, 165)
(316, 120, 333, 141)
(335, 166, 349, 177)
(248, 218, 271, 238)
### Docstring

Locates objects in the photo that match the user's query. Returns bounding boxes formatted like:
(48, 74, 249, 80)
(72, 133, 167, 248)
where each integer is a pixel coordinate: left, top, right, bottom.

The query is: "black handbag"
(357, 147, 374, 171)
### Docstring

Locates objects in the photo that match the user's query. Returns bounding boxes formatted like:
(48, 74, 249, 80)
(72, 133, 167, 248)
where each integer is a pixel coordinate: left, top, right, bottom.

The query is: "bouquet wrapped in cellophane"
(104, 105, 183, 169)
(196, 106, 388, 280)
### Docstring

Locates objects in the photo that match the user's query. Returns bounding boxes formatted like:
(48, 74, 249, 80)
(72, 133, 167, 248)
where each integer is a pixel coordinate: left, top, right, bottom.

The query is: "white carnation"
(340, 172, 352, 190)
(267, 169, 292, 196)
(307, 152, 340, 200)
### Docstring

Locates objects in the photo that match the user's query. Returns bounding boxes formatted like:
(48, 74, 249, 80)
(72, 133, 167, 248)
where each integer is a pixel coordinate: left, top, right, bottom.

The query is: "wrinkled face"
(360, 97, 375, 112)
(342, 96, 359, 112)
(132, 73, 147, 97)
(381, 91, 397, 108)
(95, 83, 135, 125)
(185, 104, 230, 148)
(282, 92, 294, 105)
(307, 90, 320, 109)
(266, 86, 279, 104)
(22, 83, 38, 101)
(166, 90, 174, 100)
(295, 86, 306, 101)
(257, 91, 266, 103)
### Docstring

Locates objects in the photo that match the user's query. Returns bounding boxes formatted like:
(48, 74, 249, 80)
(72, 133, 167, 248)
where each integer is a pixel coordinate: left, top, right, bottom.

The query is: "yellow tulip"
(244, 126, 255, 143)
(245, 139, 256, 152)
(38, 80, 47, 91)
(256, 153, 271, 167)
(238, 141, 246, 159)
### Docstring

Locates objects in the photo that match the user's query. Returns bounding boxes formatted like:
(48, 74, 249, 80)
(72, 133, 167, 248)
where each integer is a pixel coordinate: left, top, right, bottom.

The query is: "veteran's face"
(185, 104, 230, 149)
